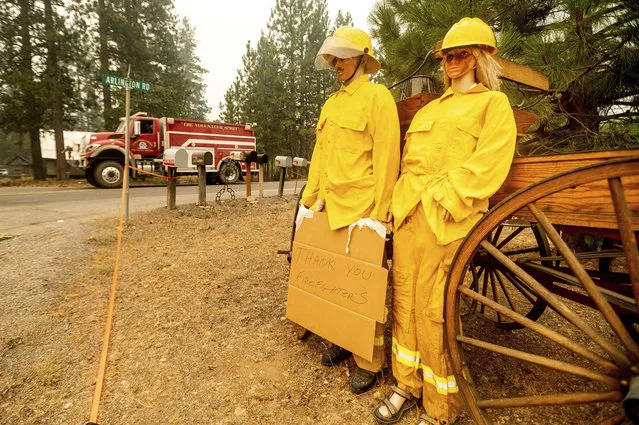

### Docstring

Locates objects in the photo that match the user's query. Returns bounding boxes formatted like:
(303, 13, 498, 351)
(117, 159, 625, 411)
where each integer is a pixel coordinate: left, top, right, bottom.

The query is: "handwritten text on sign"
(289, 242, 387, 322)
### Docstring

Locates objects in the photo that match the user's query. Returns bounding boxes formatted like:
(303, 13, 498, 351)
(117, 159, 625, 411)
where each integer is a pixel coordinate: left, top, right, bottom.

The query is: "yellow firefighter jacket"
(301, 74, 400, 230)
(391, 84, 517, 245)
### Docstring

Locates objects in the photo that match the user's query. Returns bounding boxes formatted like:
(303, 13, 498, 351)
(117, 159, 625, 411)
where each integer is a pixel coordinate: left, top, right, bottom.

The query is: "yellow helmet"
(315, 26, 381, 74)
(438, 17, 498, 55)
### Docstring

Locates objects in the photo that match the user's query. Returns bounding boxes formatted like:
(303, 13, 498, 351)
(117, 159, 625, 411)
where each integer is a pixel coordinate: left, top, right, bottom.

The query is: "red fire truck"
(80, 112, 257, 188)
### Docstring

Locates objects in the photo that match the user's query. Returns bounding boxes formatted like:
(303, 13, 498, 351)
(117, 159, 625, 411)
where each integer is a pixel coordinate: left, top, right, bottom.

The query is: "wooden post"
(245, 161, 252, 197)
(124, 68, 131, 224)
(167, 167, 176, 209)
(258, 166, 264, 198)
(197, 164, 206, 206)
(278, 167, 286, 197)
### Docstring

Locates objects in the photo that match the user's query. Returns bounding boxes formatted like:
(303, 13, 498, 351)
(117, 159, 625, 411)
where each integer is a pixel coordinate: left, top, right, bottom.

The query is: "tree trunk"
(19, 0, 44, 180)
(561, 86, 601, 134)
(44, 0, 67, 180)
(97, 0, 113, 130)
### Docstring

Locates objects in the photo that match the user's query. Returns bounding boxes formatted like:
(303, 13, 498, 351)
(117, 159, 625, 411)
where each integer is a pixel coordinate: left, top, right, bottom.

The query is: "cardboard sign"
(286, 212, 388, 362)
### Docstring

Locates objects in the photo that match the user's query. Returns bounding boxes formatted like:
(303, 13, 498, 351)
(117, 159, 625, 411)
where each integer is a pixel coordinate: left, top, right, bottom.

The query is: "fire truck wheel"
(218, 161, 240, 185)
(94, 160, 124, 188)
(85, 169, 99, 187)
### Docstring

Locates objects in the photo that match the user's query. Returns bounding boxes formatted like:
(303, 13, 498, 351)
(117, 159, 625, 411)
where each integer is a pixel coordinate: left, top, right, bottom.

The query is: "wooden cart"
(441, 150, 639, 425)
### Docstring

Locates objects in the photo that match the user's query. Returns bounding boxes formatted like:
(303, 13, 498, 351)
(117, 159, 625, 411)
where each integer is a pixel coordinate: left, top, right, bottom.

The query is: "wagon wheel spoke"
(458, 285, 621, 375)
(480, 267, 490, 315)
(488, 271, 503, 323)
(495, 225, 526, 249)
(481, 238, 632, 368)
(467, 223, 549, 328)
(458, 335, 619, 385)
(528, 202, 639, 363)
(476, 391, 623, 409)
(460, 266, 479, 312)
(609, 178, 639, 312)
(490, 223, 504, 245)
(597, 412, 629, 425)
(500, 246, 542, 256)
(496, 268, 538, 305)
(493, 269, 525, 313)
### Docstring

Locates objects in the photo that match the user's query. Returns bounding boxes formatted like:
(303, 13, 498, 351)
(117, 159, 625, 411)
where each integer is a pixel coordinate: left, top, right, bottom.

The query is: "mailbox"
(192, 151, 213, 166)
(275, 155, 293, 168)
(163, 148, 189, 168)
(230, 150, 257, 162)
(230, 151, 245, 161)
(293, 157, 308, 167)
(256, 153, 269, 164)
(244, 150, 258, 163)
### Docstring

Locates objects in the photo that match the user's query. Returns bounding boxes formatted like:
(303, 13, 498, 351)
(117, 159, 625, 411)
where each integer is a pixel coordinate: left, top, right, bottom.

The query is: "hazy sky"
(172, 0, 377, 120)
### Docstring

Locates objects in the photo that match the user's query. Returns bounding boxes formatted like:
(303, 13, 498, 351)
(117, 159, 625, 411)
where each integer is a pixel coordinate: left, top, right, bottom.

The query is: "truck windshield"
(115, 120, 126, 134)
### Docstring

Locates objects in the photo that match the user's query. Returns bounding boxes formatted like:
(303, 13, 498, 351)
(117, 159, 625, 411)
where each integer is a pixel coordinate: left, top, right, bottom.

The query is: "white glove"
(345, 218, 387, 254)
(295, 203, 311, 233)
(315, 199, 324, 212)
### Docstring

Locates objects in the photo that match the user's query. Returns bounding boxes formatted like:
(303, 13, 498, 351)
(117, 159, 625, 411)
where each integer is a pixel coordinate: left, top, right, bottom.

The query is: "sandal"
(373, 385, 417, 424)
(417, 413, 438, 425)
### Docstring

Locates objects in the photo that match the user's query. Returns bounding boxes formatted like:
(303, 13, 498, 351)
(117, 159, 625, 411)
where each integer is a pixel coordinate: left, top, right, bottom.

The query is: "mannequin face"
(334, 56, 359, 83)
(444, 48, 476, 80)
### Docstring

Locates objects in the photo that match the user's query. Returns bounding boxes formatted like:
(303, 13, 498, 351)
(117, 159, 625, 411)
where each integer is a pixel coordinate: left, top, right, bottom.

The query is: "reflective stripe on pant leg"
(390, 214, 423, 397)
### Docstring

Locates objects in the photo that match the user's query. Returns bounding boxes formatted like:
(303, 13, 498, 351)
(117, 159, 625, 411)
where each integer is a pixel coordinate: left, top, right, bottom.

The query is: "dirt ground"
(0, 196, 630, 425)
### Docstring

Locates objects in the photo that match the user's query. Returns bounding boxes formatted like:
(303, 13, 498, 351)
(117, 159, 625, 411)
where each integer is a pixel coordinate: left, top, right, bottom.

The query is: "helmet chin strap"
(339, 55, 364, 85)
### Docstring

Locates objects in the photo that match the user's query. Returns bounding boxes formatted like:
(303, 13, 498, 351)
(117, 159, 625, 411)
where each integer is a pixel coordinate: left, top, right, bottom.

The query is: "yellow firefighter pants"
(391, 204, 463, 424)
(353, 321, 385, 372)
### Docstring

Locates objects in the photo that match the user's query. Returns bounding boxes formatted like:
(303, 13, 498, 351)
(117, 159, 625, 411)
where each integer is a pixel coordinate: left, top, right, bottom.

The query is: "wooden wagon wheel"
(462, 220, 550, 330)
(445, 156, 639, 425)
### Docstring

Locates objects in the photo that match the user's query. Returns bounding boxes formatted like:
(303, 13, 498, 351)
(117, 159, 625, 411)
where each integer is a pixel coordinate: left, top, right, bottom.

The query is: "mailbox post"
(230, 150, 258, 199)
(256, 154, 268, 198)
(292, 157, 309, 194)
(274, 155, 293, 197)
(192, 151, 213, 206)
(163, 148, 188, 209)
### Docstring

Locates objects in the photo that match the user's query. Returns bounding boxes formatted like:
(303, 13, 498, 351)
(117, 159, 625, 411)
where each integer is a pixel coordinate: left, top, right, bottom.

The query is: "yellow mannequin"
(374, 18, 517, 425)
(303, 26, 400, 394)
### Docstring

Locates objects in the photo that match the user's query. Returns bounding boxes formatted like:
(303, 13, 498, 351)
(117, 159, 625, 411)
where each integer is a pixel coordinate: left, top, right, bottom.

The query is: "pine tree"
(0, 0, 46, 179)
(0, 0, 212, 175)
(369, 0, 639, 153)
(43, 0, 67, 179)
(218, 3, 372, 169)
(219, 0, 336, 165)
(83, 0, 210, 129)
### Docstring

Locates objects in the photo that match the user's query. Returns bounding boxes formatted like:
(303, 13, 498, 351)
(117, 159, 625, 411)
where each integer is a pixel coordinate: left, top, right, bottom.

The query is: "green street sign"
(101, 74, 152, 92)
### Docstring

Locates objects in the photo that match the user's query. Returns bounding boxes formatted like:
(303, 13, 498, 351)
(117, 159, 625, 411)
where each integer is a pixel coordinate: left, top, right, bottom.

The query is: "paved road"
(0, 180, 306, 234)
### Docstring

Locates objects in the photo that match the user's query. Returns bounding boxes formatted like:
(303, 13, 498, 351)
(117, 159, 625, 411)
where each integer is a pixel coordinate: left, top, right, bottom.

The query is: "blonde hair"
(443, 46, 502, 91)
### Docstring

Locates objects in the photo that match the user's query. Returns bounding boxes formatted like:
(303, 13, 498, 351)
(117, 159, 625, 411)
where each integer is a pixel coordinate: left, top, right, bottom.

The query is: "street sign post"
(90, 69, 152, 425)
(101, 71, 152, 224)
